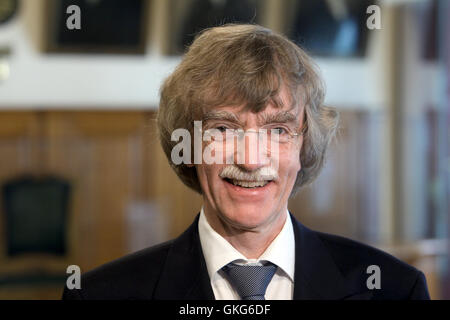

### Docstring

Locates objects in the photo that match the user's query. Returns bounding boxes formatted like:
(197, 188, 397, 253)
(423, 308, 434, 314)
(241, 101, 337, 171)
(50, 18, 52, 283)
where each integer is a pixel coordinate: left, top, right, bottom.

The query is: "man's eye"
(215, 126, 228, 132)
(272, 127, 288, 135)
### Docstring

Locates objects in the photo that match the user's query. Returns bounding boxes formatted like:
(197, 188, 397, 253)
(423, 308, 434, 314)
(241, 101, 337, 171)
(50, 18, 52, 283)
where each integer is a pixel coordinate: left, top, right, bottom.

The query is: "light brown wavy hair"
(157, 24, 339, 196)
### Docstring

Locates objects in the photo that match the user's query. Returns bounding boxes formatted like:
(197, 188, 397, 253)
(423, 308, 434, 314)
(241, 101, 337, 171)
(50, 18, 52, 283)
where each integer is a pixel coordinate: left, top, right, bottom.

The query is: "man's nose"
(235, 131, 270, 171)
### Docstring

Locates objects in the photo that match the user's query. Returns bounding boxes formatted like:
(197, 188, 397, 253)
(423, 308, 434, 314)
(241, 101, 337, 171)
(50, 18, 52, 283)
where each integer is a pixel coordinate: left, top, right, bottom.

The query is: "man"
(63, 24, 430, 300)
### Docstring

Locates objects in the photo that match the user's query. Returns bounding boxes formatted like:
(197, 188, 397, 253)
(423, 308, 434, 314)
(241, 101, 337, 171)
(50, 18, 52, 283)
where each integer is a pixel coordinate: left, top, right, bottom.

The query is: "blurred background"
(0, 0, 448, 299)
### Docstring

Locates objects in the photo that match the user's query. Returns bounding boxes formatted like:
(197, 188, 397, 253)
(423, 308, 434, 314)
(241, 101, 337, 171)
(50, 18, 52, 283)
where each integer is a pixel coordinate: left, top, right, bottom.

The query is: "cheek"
(280, 148, 302, 175)
(293, 143, 303, 171)
(195, 165, 209, 189)
(289, 156, 302, 176)
(196, 165, 221, 191)
(296, 150, 302, 171)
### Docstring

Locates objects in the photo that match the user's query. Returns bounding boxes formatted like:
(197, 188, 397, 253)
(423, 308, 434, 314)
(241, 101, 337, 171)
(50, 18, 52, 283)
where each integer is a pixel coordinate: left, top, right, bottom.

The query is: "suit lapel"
(153, 215, 215, 300)
(290, 214, 364, 300)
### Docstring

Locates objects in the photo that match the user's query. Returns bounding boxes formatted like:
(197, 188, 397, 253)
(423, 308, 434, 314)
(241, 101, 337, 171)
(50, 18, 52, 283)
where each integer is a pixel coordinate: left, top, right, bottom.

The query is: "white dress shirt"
(198, 208, 295, 300)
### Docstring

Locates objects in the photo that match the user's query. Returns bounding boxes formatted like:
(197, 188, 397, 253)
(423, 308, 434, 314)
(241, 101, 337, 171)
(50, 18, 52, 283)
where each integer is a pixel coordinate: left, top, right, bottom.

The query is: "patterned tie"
(222, 262, 277, 300)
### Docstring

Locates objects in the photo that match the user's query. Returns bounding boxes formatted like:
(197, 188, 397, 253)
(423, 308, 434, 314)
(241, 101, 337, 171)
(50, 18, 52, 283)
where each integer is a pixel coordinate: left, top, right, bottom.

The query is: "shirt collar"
(198, 207, 295, 282)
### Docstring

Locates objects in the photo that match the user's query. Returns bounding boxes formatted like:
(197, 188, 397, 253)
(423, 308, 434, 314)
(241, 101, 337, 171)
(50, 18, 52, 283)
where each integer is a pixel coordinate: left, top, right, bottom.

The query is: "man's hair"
(157, 24, 339, 195)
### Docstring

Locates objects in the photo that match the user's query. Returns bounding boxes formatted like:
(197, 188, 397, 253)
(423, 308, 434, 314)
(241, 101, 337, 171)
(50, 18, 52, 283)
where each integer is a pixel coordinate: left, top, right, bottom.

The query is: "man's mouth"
(223, 178, 272, 188)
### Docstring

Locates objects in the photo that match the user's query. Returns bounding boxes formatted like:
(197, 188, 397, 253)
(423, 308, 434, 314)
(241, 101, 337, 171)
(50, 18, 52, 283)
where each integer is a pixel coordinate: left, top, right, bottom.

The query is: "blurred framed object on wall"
(283, 0, 373, 57)
(0, 0, 19, 25)
(165, 0, 262, 55)
(45, 0, 150, 54)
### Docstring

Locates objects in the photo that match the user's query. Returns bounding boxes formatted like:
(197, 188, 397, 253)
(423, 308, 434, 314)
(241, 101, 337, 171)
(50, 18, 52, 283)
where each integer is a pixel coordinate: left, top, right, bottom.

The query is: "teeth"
(231, 180, 269, 188)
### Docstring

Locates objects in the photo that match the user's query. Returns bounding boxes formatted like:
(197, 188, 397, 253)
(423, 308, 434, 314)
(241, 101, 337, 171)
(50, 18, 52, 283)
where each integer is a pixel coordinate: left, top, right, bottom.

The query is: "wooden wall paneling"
(289, 110, 382, 242)
(153, 126, 203, 239)
(0, 112, 53, 275)
(0, 112, 41, 178)
(46, 111, 151, 271)
(289, 111, 357, 238)
(0, 112, 70, 300)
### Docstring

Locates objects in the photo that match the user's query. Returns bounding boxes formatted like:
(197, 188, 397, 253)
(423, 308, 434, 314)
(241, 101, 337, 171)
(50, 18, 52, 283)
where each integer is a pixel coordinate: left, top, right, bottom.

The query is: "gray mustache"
(219, 165, 278, 181)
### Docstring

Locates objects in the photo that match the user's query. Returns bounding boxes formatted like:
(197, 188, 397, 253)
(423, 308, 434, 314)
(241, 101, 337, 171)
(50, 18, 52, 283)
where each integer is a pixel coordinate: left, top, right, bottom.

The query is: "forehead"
(204, 87, 303, 122)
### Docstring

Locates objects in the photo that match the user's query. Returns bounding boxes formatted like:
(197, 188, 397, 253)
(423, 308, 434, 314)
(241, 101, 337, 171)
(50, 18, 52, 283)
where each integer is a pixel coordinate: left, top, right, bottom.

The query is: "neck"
(203, 205, 287, 259)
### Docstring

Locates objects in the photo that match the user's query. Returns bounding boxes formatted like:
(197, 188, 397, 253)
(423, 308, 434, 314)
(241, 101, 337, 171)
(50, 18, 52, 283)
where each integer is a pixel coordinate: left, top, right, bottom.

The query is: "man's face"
(194, 88, 304, 231)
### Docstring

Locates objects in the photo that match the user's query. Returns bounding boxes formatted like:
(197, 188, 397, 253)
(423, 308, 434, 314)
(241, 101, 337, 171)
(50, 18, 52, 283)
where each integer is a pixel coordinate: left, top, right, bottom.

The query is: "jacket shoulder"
(314, 231, 429, 299)
(62, 240, 173, 300)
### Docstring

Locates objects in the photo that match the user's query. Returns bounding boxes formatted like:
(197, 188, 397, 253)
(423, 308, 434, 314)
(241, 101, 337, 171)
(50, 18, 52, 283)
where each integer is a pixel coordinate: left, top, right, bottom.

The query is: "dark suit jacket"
(62, 214, 430, 300)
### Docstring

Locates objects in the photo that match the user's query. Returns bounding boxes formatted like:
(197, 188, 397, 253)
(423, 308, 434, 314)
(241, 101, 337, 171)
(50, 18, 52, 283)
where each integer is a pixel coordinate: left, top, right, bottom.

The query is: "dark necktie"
(222, 262, 277, 300)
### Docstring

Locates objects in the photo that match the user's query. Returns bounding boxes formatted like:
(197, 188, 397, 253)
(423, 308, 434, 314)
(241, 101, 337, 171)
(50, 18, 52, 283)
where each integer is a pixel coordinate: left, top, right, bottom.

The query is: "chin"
(222, 205, 274, 230)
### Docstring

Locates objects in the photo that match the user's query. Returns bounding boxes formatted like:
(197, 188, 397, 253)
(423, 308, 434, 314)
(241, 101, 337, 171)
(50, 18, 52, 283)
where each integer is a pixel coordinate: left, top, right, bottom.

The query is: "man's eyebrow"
(202, 110, 299, 127)
(260, 111, 298, 125)
(202, 111, 243, 125)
